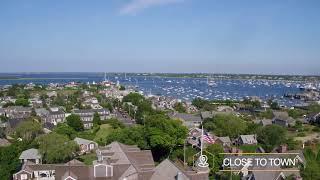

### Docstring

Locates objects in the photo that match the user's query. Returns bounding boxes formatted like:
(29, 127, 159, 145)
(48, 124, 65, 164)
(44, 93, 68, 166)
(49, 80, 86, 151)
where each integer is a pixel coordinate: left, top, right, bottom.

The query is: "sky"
(0, 0, 319, 75)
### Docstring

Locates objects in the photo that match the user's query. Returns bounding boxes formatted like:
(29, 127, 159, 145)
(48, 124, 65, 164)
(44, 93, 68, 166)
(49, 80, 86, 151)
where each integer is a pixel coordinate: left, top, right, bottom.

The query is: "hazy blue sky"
(0, 0, 319, 75)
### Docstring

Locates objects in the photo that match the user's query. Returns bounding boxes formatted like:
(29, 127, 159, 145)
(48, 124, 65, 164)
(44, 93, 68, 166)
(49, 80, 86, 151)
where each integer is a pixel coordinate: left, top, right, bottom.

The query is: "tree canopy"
(203, 114, 248, 138)
(107, 118, 125, 129)
(53, 123, 77, 140)
(93, 112, 101, 126)
(36, 133, 78, 163)
(15, 98, 30, 107)
(0, 141, 31, 180)
(105, 114, 188, 161)
(302, 148, 320, 179)
(66, 114, 84, 131)
(15, 119, 42, 141)
(257, 124, 286, 152)
(122, 92, 156, 124)
(173, 102, 186, 113)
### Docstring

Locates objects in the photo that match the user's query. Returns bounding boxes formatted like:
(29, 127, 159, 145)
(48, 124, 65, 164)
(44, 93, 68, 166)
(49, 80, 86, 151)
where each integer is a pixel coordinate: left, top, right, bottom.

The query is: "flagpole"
(201, 125, 203, 157)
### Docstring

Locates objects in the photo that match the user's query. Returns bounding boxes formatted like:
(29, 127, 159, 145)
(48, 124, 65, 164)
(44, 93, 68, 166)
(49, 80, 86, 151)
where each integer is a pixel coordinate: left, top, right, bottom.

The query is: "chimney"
(278, 144, 288, 153)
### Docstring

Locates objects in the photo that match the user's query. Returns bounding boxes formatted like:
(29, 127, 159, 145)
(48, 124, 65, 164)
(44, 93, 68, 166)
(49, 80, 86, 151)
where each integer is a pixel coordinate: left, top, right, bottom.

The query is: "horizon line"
(0, 72, 319, 77)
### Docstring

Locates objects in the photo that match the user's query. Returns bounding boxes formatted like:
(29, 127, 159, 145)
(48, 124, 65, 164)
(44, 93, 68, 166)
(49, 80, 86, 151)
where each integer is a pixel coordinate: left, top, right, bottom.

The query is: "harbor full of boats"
(0, 73, 319, 107)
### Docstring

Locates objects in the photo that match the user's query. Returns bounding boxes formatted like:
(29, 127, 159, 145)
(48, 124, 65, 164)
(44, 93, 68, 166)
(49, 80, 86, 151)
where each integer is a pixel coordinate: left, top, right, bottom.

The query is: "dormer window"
(94, 164, 113, 177)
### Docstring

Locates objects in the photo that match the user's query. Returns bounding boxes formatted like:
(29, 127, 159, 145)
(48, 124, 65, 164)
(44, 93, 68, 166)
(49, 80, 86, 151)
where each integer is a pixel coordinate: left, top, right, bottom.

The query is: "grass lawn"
(77, 153, 97, 165)
(94, 124, 113, 144)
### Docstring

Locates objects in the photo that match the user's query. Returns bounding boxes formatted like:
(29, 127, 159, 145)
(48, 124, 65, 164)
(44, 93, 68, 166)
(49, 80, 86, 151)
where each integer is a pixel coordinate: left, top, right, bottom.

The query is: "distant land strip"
(0, 77, 88, 80)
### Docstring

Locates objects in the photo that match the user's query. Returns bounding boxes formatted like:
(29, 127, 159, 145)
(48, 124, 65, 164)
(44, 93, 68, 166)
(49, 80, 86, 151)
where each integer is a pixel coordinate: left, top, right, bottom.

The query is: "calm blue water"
(0, 73, 305, 106)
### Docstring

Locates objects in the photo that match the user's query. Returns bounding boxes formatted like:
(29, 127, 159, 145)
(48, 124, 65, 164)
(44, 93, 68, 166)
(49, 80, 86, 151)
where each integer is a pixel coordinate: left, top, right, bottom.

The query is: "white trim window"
(21, 174, 28, 180)
(89, 143, 95, 150)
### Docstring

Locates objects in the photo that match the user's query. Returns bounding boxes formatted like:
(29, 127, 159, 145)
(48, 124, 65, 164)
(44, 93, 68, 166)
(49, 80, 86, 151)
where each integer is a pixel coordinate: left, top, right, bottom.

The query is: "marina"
(1, 73, 319, 107)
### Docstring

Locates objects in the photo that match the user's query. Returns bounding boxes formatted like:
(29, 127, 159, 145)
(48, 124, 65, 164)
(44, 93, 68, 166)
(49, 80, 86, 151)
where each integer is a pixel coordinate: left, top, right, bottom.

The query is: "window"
(90, 143, 95, 150)
(21, 174, 28, 180)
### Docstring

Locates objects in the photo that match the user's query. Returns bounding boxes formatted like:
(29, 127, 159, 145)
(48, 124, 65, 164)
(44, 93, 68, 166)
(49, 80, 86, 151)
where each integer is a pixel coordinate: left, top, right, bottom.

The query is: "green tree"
(2, 102, 15, 108)
(0, 141, 31, 180)
(15, 120, 42, 141)
(170, 146, 197, 166)
(106, 114, 188, 162)
(15, 98, 30, 107)
(36, 133, 78, 163)
(66, 114, 84, 131)
(259, 109, 273, 119)
(302, 148, 320, 180)
(53, 123, 77, 140)
(101, 102, 114, 112)
(192, 98, 210, 109)
(0, 115, 8, 122)
(107, 118, 125, 129)
(206, 144, 224, 173)
(288, 109, 305, 119)
(119, 85, 126, 90)
(53, 94, 65, 106)
(7, 85, 19, 97)
(93, 112, 101, 126)
(122, 92, 155, 124)
(173, 102, 186, 113)
(203, 114, 248, 138)
(257, 125, 286, 152)
(106, 126, 148, 149)
(268, 100, 280, 110)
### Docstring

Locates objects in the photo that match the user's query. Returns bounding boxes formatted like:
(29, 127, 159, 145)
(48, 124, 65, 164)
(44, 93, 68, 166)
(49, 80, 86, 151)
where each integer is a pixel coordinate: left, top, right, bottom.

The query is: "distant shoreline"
(0, 77, 88, 80)
(0, 72, 319, 82)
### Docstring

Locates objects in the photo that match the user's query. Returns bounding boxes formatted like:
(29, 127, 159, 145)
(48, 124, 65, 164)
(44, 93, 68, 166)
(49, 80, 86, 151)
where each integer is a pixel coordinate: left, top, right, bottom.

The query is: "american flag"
(203, 131, 215, 144)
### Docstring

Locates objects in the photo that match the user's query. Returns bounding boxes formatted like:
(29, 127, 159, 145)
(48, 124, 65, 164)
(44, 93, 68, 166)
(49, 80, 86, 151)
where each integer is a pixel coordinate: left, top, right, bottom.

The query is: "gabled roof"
(65, 159, 85, 166)
(218, 136, 231, 144)
(273, 111, 290, 120)
(239, 135, 257, 144)
(19, 148, 41, 160)
(73, 108, 109, 114)
(74, 137, 96, 146)
(151, 159, 190, 180)
(169, 112, 202, 122)
(100, 142, 155, 173)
